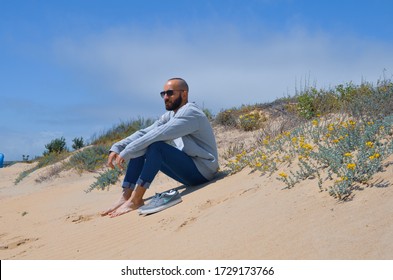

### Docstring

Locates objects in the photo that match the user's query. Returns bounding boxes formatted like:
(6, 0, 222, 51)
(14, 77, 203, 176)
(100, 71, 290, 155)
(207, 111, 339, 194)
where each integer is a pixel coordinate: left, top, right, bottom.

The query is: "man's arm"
(109, 114, 169, 155)
(119, 107, 200, 162)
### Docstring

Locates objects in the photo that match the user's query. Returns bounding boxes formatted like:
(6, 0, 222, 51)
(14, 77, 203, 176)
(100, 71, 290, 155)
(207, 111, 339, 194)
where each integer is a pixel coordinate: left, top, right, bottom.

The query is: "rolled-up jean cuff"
(136, 178, 151, 189)
(122, 182, 136, 189)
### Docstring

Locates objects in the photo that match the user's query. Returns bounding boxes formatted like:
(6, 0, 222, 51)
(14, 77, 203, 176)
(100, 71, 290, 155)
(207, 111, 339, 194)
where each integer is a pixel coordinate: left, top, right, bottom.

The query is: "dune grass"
(224, 79, 393, 200)
(14, 118, 154, 185)
(15, 79, 393, 199)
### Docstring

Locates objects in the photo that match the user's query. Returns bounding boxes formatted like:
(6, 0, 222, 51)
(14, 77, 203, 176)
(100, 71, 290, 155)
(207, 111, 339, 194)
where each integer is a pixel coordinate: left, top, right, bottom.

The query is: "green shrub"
(215, 109, 238, 128)
(296, 89, 317, 119)
(226, 115, 393, 200)
(239, 111, 263, 131)
(72, 137, 85, 150)
(336, 83, 358, 103)
(85, 167, 124, 192)
(343, 81, 393, 120)
(44, 137, 68, 155)
(67, 145, 109, 173)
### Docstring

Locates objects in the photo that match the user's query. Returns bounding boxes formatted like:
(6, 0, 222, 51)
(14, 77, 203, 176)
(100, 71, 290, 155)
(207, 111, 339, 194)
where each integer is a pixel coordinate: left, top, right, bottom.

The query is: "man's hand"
(108, 152, 119, 169)
(108, 152, 126, 169)
(115, 154, 125, 170)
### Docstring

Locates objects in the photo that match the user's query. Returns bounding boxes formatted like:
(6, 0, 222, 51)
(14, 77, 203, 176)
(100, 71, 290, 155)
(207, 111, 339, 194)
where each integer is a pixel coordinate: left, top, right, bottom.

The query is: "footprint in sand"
(238, 186, 260, 196)
(0, 237, 39, 250)
(177, 216, 197, 231)
(198, 199, 221, 211)
(158, 217, 175, 227)
(65, 214, 95, 224)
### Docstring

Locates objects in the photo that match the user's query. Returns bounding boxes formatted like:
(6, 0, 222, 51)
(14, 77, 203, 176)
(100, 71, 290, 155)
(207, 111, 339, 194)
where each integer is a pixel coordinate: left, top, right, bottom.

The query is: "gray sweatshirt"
(109, 103, 219, 180)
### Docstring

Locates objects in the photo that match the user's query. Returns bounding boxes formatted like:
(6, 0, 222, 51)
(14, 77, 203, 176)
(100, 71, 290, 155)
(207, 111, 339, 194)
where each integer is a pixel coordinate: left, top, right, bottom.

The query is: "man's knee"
(149, 141, 166, 149)
(146, 141, 167, 154)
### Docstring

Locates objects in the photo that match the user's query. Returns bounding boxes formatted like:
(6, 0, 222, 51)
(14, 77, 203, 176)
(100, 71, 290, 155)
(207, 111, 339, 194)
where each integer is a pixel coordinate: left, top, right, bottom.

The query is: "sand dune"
(1, 149, 393, 260)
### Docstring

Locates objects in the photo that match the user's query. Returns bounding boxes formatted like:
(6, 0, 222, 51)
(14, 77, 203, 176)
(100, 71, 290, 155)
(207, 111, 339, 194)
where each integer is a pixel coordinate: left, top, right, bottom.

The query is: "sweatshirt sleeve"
(109, 113, 169, 154)
(118, 106, 200, 162)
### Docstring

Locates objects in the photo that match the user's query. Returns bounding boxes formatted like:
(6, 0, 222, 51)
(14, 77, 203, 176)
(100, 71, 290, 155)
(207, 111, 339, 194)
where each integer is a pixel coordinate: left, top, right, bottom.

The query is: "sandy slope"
(1, 153, 392, 260)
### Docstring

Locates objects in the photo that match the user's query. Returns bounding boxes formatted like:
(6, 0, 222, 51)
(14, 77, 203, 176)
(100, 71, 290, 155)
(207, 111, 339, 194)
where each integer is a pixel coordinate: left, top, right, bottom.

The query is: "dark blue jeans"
(122, 141, 208, 189)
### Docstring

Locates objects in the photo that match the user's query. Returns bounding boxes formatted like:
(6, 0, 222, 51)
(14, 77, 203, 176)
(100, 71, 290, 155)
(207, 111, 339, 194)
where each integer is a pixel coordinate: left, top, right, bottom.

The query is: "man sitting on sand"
(101, 78, 219, 217)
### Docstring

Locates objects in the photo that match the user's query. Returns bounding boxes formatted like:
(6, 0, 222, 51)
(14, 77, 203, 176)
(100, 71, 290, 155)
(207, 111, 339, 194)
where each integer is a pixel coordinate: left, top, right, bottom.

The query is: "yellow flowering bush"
(225, 113, 393, 200)
(347, 163, 356, 170)
(239, 111, 263, 131)
(223, 80, 393, 200)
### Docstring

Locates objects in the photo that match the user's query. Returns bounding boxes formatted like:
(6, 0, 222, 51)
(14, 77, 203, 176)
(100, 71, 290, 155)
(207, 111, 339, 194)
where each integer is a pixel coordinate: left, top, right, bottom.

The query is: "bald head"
(166, 78, 189, 92)
(163, 77, 189, 112)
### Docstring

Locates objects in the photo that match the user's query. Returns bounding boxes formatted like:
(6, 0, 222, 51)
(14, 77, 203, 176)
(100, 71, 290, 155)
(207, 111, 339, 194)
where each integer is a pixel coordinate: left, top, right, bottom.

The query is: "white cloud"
(3, 24, 393, 161)
(53, 26, 393, 116)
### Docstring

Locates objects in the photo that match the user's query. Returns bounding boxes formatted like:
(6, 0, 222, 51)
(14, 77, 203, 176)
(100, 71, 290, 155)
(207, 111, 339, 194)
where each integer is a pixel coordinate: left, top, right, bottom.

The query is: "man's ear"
(181, 91, 188, 100)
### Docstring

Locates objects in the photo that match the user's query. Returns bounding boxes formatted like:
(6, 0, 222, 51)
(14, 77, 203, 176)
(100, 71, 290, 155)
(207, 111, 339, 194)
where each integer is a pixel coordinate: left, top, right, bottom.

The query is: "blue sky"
(1, 0, 393, 161)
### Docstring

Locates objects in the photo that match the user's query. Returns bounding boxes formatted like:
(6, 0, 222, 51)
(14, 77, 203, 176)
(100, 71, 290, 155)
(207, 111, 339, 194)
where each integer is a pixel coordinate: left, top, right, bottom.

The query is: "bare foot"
(101, 188, 132, 216)
(108, 200, 144, 218)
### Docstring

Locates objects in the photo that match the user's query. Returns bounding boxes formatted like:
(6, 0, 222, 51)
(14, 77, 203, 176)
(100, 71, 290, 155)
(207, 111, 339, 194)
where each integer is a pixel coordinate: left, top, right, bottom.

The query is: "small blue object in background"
(0, 153, 4, 168)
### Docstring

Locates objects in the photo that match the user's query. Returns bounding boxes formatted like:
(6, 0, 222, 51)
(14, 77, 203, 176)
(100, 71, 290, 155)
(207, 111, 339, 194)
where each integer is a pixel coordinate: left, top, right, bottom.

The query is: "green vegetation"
(14, 118, 154, 185)
(227, 116, 393, 200)
(90, 117, 154, 146)
(44, 137, 68, 155)
(72, 137, 85, 150)
(15, 79, 393, 200)
(14, 152, 69, 185)
(224, 79, 393, 200)
(215, 105, 269, 131)
(66, 145, 109, 174)
(85, 166, 125, 193)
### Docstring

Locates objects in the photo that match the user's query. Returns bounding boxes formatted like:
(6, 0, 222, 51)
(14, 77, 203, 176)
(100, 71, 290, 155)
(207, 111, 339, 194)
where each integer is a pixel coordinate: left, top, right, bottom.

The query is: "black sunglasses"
(160, 89, 183, 98)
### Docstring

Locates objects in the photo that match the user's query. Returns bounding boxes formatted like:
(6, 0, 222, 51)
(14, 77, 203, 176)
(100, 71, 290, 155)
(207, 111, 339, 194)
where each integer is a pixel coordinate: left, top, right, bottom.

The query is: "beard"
(165, 95, 183, 111)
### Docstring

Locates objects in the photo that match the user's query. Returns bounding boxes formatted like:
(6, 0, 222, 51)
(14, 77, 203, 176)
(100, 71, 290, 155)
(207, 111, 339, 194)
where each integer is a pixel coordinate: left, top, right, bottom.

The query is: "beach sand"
(1, 148, 393, 260)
